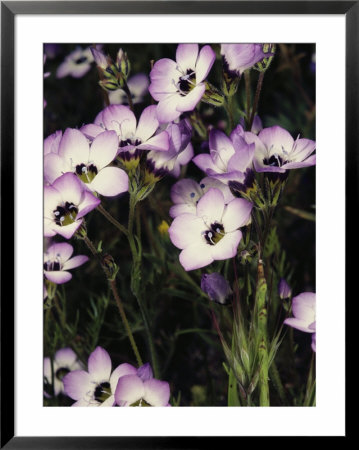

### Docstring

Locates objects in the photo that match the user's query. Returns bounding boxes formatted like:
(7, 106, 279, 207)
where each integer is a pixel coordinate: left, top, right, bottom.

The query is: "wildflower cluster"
(43, 43, 316, 407)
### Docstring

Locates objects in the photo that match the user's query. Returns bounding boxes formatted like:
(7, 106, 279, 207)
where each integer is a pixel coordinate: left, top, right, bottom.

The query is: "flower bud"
(201, 273, 232, 305)
(278, 278, 292, 299)
(137, 363, 153, 381)
(221, 67, 239, 97)
(254, 44, 276, 73)
(116, 49, 131, 80)
(201, 82, 225, 107)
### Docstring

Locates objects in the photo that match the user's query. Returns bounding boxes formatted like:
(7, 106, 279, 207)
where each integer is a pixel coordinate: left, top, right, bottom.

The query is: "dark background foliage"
(44, 43, 315, 406)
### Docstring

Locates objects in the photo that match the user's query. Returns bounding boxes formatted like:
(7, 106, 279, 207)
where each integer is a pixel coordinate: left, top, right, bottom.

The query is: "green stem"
(81, 234, 143, 367)
(97, 204, 128, 236)
(225, 96, 234, 131)
(269, 361, 287, 404)
(256, 258, 270, 406)
(248, 71, 265, 132)
(128, 194, 159, 378)
(304, 352, 316, 406)
(244, 70, 251, 129)
(122, 79, 134, 112)
(110, 280, 143, 367)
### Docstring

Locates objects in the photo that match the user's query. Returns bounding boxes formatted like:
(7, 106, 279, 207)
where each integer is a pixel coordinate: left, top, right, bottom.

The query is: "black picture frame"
(1, 1, 354, 447)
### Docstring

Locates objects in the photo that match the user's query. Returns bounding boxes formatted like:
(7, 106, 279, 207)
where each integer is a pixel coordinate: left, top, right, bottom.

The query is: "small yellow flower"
(158, 220, 169, 236)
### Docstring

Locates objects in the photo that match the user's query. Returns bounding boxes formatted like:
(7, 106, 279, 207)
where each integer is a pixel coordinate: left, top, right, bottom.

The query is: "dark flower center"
(204, 222, 225, 245)
(56, 367, 70, 381)
(75, 163, 98, 183)
(130, 398, 151, 407)
(119, 138, 142, 147)
(53, 202, 78, 226)
(94, 381, 111, 403)
(75, 56, 88, 65)
(179, 69, 195, 96)
(43, 260, 61, 271)
(263, 154, 283, 167)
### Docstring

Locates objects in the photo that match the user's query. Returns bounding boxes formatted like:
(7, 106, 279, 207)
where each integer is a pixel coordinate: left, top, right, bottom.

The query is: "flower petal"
(45, 242, 73, 263)
(196, 188, 225, 225)
(88, 346, 112, 382)
(62, 255, 89, 271)
(80, 123, 105, 140)
(89, 130, 119, 170)
(58, 128, 90, 167)
(63, 370, 91, 401)
(169, 214, 205, 249)
(210, 231, 242, 260)
(176, 84, 205, 113)
(90, 167, 128, 197)
(77, 190, 101, 218)
(135, 105, 160, 142)
(222, 198, 253, 232)
(195, 45, 216, 83)
(44, 270, 72, 284)
(176, 44, 199, 72)
(137, 131, 169, 152)
(110, 363, 137, 393)
(156, 94, 181, 123)
(102, 105, 137, 139)
(143, 379, 170, 406)
(179, 242, 213, 271)
(55, 348, 78, 368)
(258, 126, 294, 153)
(114, 375, 145, 406)
(52, 173, 83, 206)
(292, 292, 316, 322)
(53, 220, 82, 239)
(284, 318, 315, 333)
(209, 129, 235, 171)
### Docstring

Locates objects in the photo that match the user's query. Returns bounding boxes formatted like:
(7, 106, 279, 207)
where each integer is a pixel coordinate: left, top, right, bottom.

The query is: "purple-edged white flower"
(44, 128, 129, 197)
(44, 130, 62, 156)
(221, 44, 274, 75)
(193, 127, 255, 185)
(169, 188, 252, 271)
(146, 119, 193, 178)
(247, 125, 316, 173)
(114, 363, 170, 407)
(109, 73, 149, 105)
(169, 177, 234, 218)
(149, 43, 216, 123)
(284, 292, 316, 351)
(44, 348, 83, 396)
(44, 242, 88, 284)
(278, 278, 292, 299)
(44, 172, 100, 239)
(81, 105, 169, 163)
(63, 346, 136, 407)
(201, 272, 232, 305)
(56, 46, 94, 79)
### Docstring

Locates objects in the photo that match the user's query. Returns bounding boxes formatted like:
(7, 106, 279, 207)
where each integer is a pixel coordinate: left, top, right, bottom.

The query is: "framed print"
(1, 1, 354, 447)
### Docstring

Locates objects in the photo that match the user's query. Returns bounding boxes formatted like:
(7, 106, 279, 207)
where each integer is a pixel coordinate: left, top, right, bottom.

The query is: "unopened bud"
(201, 82, 225, 107)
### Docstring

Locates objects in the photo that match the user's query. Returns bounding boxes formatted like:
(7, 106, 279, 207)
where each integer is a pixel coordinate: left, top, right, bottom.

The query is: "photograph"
(43, 42, 316, 408)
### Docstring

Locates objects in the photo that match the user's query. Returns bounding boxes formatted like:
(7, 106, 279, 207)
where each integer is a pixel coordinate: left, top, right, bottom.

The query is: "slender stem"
(269, 361, 287, 404)
(122, 79, 134, 112)
(244, 70, 251, 129)
(97, 204, 128, 236)
(304, 352, 316, 406)
(249, 71, 265, 132)
(256, 258, 270, 406)
(225, 96, 234, 131)
(81, 234, 143, 367)
(127, 193, 159, 378)
(110, 280, 143, 367)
